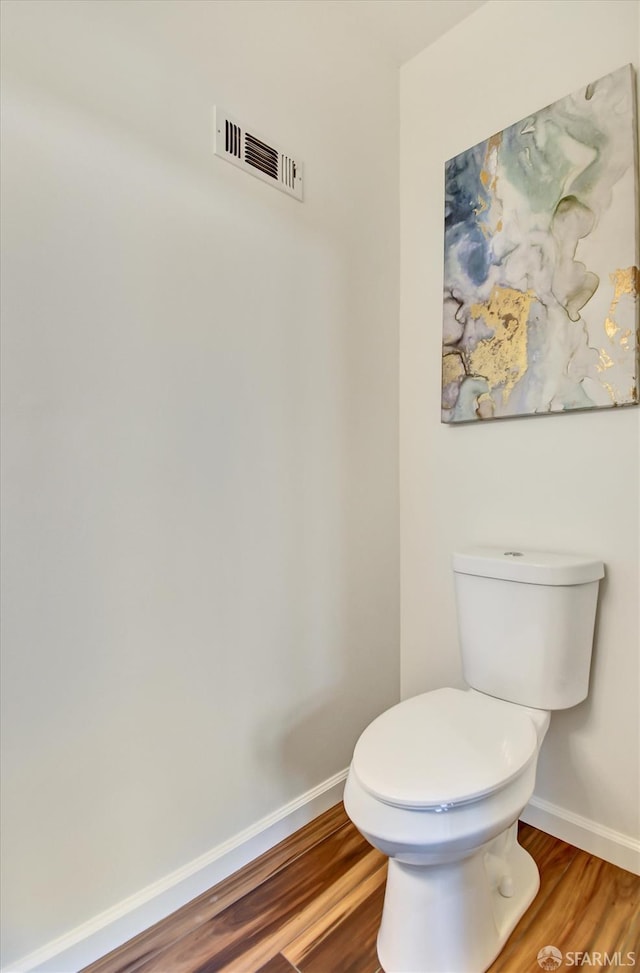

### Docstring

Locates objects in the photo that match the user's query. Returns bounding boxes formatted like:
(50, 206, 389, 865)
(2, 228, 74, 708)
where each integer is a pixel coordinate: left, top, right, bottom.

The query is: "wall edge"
(521, 794, 640, 875)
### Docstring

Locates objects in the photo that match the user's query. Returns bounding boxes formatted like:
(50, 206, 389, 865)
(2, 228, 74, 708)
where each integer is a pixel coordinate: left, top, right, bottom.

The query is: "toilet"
(344, 547, 604, 973)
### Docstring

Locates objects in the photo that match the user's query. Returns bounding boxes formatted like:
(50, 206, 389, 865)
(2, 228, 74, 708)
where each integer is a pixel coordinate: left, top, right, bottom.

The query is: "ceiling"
(330, 0, 487, 66)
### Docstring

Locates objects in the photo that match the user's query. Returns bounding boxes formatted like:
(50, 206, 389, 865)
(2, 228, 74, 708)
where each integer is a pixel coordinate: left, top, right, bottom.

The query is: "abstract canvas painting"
(442, 64, 639, 423)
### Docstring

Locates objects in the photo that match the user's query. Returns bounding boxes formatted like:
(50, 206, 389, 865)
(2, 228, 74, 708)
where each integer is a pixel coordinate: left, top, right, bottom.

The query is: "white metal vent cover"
(213, 107, 303, 201)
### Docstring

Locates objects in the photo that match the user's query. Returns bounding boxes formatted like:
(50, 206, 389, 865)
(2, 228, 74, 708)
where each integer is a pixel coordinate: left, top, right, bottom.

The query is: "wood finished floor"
(83, 803, 640, 973)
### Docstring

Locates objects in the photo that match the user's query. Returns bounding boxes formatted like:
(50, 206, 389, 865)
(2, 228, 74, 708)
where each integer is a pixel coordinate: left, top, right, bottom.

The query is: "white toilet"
(344, 547, 604, 973)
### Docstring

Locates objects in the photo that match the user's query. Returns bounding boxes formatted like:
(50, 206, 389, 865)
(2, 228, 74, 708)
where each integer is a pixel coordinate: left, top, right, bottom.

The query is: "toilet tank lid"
(453, 548, 604, 586)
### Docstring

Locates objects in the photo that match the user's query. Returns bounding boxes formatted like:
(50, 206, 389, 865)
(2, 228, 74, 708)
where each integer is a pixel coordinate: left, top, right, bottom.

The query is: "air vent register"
(213, 107, 303, 202)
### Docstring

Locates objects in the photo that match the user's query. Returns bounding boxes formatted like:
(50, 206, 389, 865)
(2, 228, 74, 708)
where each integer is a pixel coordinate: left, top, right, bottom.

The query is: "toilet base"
(377, 824, 540, 973)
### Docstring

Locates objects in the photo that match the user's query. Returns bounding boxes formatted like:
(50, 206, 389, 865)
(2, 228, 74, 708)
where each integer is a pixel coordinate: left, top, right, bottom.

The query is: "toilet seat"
(352, 687, 538, 810)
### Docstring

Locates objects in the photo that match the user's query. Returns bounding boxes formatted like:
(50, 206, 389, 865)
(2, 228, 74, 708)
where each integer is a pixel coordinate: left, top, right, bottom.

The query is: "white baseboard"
(7, 776, 636, 973)
(521, 795, 640, 876)
(3, 769, 349, 973)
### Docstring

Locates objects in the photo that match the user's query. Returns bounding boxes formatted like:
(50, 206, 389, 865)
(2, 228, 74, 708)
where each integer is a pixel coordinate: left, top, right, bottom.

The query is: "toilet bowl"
(344, 688, 550, 973)
(344, 548, 604, 973)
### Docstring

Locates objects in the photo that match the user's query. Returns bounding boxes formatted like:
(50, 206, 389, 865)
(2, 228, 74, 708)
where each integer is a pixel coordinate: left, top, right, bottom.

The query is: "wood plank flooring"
(83, 803, 640, 973)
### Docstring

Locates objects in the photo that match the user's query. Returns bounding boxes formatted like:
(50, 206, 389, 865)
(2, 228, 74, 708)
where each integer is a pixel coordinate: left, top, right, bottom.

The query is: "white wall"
(400, 0, 639, 854)
(0, 1, 400, 965)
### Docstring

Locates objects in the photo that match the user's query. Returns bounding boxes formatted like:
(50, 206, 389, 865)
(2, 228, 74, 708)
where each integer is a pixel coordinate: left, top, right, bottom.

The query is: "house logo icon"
(537, 945, 563, 970)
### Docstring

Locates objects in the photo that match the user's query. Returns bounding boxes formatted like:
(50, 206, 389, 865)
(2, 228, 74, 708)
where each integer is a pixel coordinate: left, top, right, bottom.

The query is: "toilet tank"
(453, 548, 604, 710)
